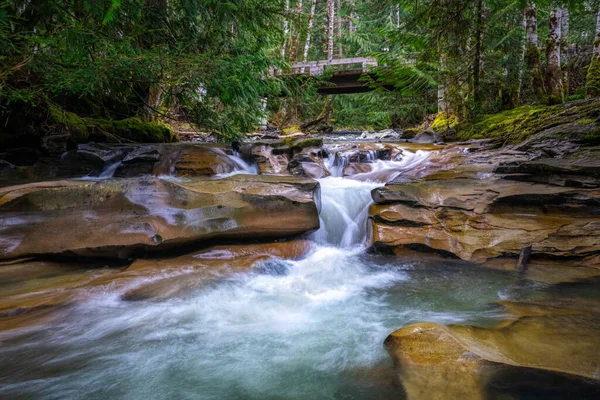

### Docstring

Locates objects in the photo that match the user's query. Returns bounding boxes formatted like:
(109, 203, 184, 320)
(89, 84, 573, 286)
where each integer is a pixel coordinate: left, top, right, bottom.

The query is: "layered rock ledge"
(369, 142, 600, 266)
(0, 175, 320, 260)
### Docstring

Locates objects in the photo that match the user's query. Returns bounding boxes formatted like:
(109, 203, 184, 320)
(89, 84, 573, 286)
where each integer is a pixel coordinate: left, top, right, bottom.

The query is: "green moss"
(575, 118, 595, 126)
(282, 125, 303, 136)
(48, 104, 89, 142)
(586, 56, 600, 98)
(88, 117, 174, 143)
(431, 112, 459, 132)
(284, 137, 323, 150)
(454, 99, 600, 143)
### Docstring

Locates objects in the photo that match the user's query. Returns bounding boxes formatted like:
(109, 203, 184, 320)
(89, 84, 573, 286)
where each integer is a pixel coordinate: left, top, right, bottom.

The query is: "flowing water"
(0, 146, 594, 399)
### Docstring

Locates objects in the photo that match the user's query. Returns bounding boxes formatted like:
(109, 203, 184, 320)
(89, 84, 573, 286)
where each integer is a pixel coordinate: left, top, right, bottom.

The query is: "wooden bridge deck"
(280, 57, 392, 94)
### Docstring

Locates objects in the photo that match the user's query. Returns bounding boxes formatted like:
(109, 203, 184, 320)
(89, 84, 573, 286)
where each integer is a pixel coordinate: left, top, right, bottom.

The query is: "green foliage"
(1, 0, 285, 138)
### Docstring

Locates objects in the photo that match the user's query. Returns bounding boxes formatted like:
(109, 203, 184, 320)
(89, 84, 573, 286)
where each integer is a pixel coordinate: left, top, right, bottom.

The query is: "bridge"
(285, 57, 394, 95)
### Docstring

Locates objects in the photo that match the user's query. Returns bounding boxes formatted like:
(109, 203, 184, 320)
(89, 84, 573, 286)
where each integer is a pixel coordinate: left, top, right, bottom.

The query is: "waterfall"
(315, 149, 432, 247)
(313, 178, 381, 247)
(98, 160, 122, 178)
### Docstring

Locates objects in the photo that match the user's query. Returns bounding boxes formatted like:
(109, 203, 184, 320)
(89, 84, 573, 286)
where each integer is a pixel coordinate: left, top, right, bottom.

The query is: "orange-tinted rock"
(385, 303, 600, 399)
(370, 177, 600, 263)
(0, 175, 320, 259)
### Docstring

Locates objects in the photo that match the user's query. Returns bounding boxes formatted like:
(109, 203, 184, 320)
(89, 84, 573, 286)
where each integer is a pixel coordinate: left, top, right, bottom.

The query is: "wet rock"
(384, 322, 495, 400)
(248, 143, 291, 174)
(112, 143, 245, 178)
(0, 175, 320, 259)
(385, 305, 600, 399)
(40, 134, 69, 155)
(288, 153, 330, 179)
(0, 240, 312, 329)
(122, 240, 311, 300)
(114, 145, 159, 177)
(411, 129, 442, 144)
(154, 144, 243, 176)
(359, 129, 401, 140)
(370, 178, 600, 263)
(496, 154, 600, 188)
(246, 138, 324, 176)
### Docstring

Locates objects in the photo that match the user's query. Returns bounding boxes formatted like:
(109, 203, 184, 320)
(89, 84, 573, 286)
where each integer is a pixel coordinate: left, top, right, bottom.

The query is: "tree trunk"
(337, 0, 343, 58)
(348, 0, 355, 33)
(545, 7, 563, 104)
(302, 0, 318, 68)
(522, 2, 546, 104)
(438, 52, 448, 115)
(327, 0, 335, 61)
(472, 0, 484, 108)
(281, 0, 290, 58)
(290, 0, 304, 61)
(586, 8, 600, 98)
(560, 7, 569, 97)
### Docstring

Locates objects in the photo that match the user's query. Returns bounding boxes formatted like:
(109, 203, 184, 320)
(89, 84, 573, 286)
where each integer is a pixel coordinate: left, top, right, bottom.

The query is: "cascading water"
(313, 178, 380, 247)
(0, 144, 556, 400)
(315, 149, 432, 247)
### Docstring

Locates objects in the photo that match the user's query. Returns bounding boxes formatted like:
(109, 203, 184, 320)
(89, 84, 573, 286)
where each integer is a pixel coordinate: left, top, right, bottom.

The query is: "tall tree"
(560, 7, 570, 96)
(327, 0, 335, 61)
(546, 7, 564, 104)
(290, 0, 304, 61)
(303, 0, 319, 66)
(337, 0, 343, 58)
(282, 0, 290, 58)
(472, 0, 484, 108)
(522, 2, 546, 104)
(587, 5, 600, 97)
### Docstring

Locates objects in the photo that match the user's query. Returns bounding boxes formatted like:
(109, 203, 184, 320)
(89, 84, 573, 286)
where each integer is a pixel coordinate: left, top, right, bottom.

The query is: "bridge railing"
(288, 57, 378, 76)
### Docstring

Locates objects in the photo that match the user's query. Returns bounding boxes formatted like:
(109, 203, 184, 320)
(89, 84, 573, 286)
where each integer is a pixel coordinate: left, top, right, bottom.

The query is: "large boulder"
(0, 175, 320, 259)
(370, 177, 600, 263)
(411, 129, 442, 144)
(116, 143, 246, 178)
(385, 302, 600, 399)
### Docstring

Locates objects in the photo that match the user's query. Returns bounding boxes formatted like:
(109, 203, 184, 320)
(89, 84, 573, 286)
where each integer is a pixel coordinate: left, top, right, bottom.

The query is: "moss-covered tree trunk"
(522, 2, 546, 104)
(586, 8, 600, 98)
(545, 7, 564, 105)
(560, 7, 570, 98)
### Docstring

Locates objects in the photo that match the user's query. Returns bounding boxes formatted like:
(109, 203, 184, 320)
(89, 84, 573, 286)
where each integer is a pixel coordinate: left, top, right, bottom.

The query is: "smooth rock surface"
(0, 175, 320, 259)
(385, 301, 600, 399)
(370, 175, 600, 263)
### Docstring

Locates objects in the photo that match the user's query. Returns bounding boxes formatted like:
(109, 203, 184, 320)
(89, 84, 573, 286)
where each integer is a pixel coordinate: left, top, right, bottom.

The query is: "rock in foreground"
(0, 175, 320, 259)
(385, 302, 600, 399)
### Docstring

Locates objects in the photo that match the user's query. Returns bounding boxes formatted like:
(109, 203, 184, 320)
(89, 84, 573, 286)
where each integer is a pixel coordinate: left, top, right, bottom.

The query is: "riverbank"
(1, 101, 600, 398)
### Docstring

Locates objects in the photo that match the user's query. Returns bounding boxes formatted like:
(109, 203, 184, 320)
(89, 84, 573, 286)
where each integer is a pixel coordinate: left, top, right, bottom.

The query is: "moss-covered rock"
(288, 137, 323, 150)
(281, 125, 303, 136)
(431, 112, 459, 132)
(88, 117, 175, 143)
(48, 104, 89, 142)
(453, 99, 600, 144)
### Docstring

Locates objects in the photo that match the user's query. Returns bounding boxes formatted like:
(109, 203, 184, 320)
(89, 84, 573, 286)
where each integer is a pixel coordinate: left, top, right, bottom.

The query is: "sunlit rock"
(0, 175, 320, 259)
(385, 302, 600, 399)
(370, 177, 600, 263)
